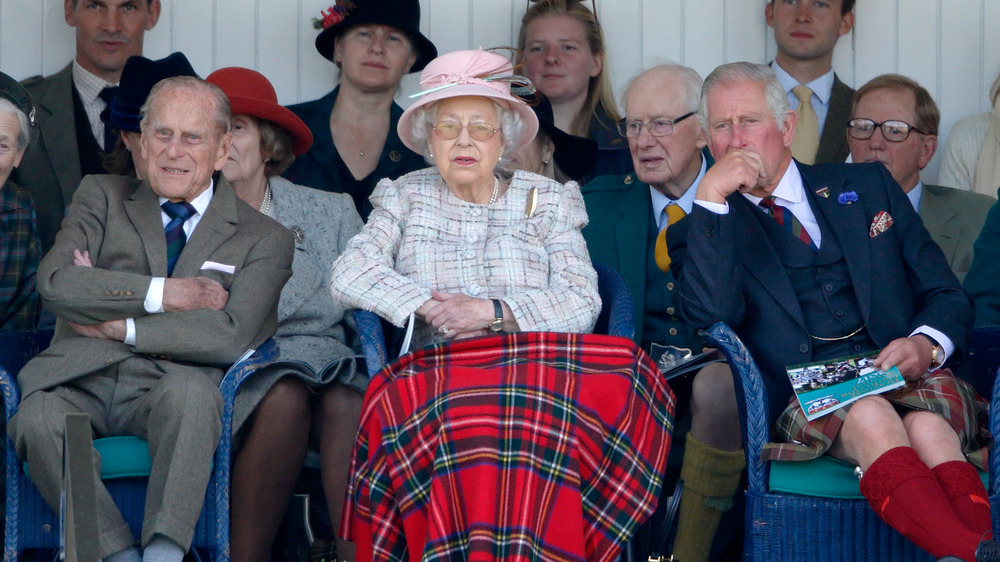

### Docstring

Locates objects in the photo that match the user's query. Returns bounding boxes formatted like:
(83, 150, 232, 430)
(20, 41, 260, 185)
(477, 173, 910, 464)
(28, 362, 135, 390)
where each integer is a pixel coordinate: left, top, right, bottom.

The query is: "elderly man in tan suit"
(8, 76, 293, 562)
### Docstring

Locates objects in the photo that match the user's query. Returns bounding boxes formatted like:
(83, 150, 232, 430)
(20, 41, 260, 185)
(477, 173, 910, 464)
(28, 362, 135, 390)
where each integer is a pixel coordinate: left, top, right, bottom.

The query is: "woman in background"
(511, 94, 597, 183)
(517, 0, 630, 180)
(283, 0, 437, 219)
(207, 67, 365, 562)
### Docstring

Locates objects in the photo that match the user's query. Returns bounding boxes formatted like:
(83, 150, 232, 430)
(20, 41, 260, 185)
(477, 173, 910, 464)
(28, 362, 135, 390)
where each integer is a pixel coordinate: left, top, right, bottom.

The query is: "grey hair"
(140, 76, 233, 139)
(621, 62, 703, 116)
(0, 98, 32, 151)
(410, 99, 527, 165)
(698, 62, 791, 133)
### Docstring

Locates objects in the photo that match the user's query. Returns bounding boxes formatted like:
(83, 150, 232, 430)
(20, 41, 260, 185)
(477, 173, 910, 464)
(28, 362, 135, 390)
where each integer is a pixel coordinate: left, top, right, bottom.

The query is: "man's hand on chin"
(68, 319, 127, 342)
(697, 149, 766, 203)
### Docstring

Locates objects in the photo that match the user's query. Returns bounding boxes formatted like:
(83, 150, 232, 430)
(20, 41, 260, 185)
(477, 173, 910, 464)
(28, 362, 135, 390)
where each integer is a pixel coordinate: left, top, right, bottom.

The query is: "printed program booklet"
(786, 350, 904, 421)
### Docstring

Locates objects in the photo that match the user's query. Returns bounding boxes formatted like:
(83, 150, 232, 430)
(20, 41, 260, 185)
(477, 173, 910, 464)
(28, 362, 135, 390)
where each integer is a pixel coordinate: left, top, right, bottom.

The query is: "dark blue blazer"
(668, 160, 973, 420)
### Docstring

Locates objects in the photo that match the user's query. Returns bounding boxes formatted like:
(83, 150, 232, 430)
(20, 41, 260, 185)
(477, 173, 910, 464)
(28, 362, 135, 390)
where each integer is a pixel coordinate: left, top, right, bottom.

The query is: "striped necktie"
(654, 204, 687, 273)
(759, 196, 816, 251)
(162, 201, 196, 276)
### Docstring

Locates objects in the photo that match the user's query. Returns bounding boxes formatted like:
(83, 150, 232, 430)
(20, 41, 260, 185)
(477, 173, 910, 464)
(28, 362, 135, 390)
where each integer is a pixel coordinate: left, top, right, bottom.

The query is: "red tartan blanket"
(342, 332, 675, 562)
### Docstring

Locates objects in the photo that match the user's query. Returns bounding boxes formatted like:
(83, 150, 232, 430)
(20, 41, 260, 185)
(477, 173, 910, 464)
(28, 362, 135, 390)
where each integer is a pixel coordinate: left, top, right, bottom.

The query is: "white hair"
(410, 99, 527, 165)
(0, 98, 32, 151)
(622, 62, 703, 116)
(698, 62, 791, 133)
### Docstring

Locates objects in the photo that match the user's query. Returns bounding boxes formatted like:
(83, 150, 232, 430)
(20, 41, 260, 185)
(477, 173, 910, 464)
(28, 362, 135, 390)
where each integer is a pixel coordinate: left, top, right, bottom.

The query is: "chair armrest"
(593, 263, 636, 340)
(706, 322, 770, 494)
(353, 309, 388, 377)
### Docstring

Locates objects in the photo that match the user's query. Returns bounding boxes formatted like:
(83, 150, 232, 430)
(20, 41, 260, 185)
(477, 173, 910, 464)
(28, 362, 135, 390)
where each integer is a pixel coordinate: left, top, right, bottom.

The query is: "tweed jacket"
(18, 174, 294, 398)
(269, 176, 363, 374)
(331, 168, 601, 347)
(815, 74, 854, 165)
(669, 161, 972, 420)
(12, 65, 85, 253)
(0, 180, 40, 331)
(920, 184, 993, 283)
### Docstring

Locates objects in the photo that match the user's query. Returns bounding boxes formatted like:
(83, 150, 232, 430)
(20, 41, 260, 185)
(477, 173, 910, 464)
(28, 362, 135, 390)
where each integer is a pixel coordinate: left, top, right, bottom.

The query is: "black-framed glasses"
(617, 112, 696, 138)
(846, 118, 927, 142)
(432, 121, 500, 141)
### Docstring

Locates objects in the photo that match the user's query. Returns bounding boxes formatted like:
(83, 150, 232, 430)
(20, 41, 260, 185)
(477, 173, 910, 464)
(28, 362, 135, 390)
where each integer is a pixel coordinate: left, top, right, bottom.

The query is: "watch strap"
(490, 299, 503, 331)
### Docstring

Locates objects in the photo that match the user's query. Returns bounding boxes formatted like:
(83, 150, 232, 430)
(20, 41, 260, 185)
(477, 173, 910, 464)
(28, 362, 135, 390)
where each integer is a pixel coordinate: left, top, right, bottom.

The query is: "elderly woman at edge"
(0, 71, 40, 332)
(331, 49, 600, 349)
(205, 67, 365, 561)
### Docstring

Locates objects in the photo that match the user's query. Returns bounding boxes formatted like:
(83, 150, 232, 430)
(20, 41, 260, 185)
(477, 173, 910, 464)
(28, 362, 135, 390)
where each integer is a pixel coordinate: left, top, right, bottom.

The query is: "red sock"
(860, 447, 980, 561)
(933, 460, 992, 538)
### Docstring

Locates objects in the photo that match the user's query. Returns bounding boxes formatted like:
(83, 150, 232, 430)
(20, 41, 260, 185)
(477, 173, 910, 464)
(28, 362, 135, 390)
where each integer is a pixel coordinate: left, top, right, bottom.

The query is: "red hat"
(206, 67, 313, 157)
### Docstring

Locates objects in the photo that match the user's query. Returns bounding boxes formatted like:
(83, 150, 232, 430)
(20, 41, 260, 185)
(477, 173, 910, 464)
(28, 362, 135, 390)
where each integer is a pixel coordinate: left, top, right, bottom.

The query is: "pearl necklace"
(488, 176, 499, 205)
(259, 182, 272, 215)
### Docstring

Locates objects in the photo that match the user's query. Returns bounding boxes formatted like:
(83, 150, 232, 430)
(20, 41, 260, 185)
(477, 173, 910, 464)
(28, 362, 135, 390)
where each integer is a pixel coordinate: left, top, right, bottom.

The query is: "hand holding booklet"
(786, 349, 904, 420)
(649, 343, 726, 381)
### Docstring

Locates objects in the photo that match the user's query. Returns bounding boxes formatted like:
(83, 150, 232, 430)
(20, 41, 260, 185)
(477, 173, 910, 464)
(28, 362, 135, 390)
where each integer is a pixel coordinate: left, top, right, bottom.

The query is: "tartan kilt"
(763, 368, 991, 470)
(343, 331, 675, 562)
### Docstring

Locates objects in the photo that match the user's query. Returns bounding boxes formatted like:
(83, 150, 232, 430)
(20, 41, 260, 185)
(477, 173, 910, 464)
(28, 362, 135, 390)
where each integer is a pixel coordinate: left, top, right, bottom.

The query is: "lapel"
(173, 176, 241, 277)
(799, 162, 873, 320)
(919, 186, 960, 264)
(815, 74, 853, 164)
(614, 176, 650, 314)
(123, 179, 169, 277)
(735, 196, 809, 331)
(270, 179, 322, 323)
(37, 65, 83, 205)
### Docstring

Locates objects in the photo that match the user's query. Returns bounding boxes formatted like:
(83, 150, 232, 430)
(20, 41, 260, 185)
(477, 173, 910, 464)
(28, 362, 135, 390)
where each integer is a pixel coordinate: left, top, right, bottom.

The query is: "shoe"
(976, 539, 1000, 562)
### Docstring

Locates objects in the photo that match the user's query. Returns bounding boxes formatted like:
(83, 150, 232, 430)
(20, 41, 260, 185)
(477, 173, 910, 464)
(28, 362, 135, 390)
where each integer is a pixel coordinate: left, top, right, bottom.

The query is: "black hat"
(529, 94, 598, 182)
(101, 52, 198, 133)
(314, 0, 437, 73)
(0, 71, 36, 129)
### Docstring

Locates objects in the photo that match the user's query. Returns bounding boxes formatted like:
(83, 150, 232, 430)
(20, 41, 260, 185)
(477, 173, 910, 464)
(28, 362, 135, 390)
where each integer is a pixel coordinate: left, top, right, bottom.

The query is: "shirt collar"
(72, 60, 116, 104)
(743, 158, 804, 207)
(158, 178, 215, 216)
(771, 61, 835, 104)
(908, 181, 923, 213)
(650, 153, 706, 224)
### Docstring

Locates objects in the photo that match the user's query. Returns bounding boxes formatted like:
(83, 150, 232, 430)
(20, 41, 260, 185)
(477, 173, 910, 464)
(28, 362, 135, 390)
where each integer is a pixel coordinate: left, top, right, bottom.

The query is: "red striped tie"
(760, 196, 816, 250)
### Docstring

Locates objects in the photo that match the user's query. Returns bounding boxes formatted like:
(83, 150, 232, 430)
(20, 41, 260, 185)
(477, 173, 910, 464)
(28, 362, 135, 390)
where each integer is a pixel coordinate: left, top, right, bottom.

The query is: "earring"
(542, 158, 551, 165)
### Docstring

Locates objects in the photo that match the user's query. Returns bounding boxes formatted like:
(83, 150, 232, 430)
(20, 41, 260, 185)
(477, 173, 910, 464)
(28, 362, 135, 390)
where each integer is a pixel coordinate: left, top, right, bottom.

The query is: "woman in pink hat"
(332, 48, 600, 349)
(206, 67, 365, 562)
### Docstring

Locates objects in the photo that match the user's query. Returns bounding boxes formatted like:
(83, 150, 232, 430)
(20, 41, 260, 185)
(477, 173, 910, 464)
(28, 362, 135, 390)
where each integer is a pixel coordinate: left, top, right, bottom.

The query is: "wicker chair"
(1, 331, 279, 562)
(706, 322, 963, 561)
(352, 262, 635, 376)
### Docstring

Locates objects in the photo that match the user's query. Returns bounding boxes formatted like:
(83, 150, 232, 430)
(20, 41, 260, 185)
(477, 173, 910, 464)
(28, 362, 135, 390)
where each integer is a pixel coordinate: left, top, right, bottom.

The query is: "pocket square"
(200, 260, 235, 274)
(869, 211, 893, 238)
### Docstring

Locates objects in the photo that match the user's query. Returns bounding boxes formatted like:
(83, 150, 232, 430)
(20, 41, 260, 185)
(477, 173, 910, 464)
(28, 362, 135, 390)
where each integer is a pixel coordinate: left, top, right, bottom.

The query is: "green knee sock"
(671, 433, 745, 562)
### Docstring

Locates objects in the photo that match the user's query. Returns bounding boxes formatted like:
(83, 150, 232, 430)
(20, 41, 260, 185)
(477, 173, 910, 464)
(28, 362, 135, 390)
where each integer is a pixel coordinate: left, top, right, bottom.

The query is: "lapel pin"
(525, 187, 538, 219)
(291, 226, 305, 244)
(815, 187, 830, 198)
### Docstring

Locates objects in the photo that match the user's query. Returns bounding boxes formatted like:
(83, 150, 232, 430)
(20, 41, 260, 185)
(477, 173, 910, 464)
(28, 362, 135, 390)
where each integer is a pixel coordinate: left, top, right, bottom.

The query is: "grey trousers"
(8, 355, 223, 558)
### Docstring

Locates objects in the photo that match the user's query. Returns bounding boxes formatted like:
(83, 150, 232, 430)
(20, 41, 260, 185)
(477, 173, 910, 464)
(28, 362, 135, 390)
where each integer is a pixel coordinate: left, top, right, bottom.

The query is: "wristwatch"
(925, 335, 945, 370)
(489, 299, 504, 332)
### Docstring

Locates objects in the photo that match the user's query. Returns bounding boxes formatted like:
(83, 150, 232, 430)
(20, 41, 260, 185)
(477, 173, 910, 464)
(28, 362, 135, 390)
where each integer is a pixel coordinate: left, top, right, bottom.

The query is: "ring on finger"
(440, 324, 449, 334)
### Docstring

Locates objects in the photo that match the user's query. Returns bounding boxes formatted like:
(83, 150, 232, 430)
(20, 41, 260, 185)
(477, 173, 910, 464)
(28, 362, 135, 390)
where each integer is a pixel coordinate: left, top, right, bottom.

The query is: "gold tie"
(790, 85, 819, 164)
(655, 204, 687, 273)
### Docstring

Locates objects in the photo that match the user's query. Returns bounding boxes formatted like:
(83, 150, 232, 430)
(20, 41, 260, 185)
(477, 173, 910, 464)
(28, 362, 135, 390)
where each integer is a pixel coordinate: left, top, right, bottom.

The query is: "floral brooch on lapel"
(838, 191, 859, 205)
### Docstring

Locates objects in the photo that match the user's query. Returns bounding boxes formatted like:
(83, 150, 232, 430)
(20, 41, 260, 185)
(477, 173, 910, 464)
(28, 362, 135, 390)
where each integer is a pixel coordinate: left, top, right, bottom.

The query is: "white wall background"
(0, 0, 997, 183)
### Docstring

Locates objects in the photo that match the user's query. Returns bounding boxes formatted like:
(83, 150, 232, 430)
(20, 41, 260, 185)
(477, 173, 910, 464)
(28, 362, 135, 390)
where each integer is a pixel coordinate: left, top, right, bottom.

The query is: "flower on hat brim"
(312, 0, 355, 30)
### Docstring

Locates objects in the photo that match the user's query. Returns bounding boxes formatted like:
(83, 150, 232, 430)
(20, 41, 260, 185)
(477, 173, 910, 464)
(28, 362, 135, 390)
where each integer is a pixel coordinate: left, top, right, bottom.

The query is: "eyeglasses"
(846, 118, 927, 142)
(617, 112, 696, 138)
(432, 121, 500, 141)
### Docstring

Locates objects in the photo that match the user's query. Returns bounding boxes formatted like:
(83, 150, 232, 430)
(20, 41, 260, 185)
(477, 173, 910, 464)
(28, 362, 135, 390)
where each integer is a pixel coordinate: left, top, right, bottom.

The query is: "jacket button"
(799, 343, 809, 353)
(666, 307, 675, 315)
(666, 282, 675, 291)
(669, 328, 678, 336)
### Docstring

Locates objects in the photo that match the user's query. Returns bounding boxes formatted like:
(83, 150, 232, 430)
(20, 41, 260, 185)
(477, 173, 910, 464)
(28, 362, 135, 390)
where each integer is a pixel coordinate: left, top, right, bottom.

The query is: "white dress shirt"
(772, 61, 836, 137)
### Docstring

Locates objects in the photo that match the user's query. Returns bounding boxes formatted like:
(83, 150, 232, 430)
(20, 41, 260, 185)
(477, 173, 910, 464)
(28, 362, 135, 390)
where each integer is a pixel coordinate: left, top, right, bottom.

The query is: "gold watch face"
(490, 318, 503, 332)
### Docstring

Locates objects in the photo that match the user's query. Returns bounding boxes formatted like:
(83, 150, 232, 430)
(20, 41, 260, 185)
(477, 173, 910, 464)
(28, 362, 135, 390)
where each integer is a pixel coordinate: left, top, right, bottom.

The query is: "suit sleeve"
(131, 221, 294, 366)
(667, 201, 748, 329)
(964, 191, 1000, 326)
(36, 176, 155, 323)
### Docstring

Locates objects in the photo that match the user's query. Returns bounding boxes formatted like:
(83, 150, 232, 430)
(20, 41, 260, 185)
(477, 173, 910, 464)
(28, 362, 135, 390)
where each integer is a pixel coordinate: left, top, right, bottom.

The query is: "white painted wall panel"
(0, 0, 996, 184)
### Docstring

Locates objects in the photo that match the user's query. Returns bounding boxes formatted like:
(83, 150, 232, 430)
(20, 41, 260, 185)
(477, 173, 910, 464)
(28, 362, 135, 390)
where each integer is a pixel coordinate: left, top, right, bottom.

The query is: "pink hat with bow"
(397, 49, 540, 154)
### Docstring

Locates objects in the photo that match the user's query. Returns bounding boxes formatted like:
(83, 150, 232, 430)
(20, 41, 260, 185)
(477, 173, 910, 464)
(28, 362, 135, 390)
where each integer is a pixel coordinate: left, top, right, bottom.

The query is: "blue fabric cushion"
(769, 455, 988, 499)
(25, 436, 153, 481)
